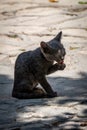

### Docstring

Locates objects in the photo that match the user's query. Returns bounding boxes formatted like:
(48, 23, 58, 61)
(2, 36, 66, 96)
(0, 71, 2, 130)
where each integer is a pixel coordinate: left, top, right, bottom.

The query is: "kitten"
(12, 31, 66, 99)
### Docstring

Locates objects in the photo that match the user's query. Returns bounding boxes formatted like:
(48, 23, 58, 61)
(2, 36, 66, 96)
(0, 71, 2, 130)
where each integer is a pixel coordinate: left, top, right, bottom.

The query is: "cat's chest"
(41, 61, 53, 74)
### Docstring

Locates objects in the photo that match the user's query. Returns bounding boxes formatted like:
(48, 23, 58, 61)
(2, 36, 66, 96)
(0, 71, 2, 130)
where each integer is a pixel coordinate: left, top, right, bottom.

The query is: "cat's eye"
(58, 50, 61, 54)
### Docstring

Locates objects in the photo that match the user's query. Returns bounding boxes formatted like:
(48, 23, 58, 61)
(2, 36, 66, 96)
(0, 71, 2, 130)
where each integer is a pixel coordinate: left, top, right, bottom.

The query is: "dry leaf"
(51, 120, 63, 126)
(69, 46, 79, 50)
(19, 48, 26, 51)
(80, 121, 87, 127)
(49, 0, 58, 2)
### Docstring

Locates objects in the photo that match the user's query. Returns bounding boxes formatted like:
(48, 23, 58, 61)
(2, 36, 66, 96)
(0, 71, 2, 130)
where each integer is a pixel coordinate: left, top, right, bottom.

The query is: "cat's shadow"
(0, 71, 87, 104)
(47, 72, 87, 104)
(0, 72, 87, 130)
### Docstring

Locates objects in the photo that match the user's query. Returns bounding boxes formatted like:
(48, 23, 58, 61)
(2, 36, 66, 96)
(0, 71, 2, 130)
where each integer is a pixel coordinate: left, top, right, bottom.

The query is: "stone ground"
(0, 0, 87, 129)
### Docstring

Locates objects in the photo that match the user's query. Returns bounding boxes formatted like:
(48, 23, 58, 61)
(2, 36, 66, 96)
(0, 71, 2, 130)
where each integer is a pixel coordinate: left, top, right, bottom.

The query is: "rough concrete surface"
(0, 0, 87, 129)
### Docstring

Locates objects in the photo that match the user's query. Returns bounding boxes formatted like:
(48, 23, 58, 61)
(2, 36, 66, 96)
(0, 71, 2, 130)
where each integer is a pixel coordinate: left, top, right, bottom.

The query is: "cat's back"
(15, 48, 42, 72)
(15, 47, 52, 75)
(15, 51, 32, 65)
(15, 51, 33, 74)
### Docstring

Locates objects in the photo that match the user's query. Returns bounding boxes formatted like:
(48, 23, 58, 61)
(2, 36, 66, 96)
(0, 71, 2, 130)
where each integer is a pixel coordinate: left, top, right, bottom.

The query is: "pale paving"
(0, 0, 87, 129)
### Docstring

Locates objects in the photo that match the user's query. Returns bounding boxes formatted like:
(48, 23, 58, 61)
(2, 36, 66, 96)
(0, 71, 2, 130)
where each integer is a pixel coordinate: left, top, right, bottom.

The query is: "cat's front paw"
(58, 63, 66, 70)
(47, 92, 58, 98)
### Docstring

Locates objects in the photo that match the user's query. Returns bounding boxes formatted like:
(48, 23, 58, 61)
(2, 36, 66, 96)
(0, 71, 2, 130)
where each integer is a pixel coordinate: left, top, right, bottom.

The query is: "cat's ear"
(40, 41, 47, 48)
(54, 31, 62, 42)
(40, 41, 51, 53)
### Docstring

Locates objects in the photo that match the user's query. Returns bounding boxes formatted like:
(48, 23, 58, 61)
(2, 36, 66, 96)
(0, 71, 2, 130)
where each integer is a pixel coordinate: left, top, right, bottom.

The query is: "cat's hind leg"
(32, 87, 47, 98)
(12, 86, 47, 99)
(12, 91, 47, 99)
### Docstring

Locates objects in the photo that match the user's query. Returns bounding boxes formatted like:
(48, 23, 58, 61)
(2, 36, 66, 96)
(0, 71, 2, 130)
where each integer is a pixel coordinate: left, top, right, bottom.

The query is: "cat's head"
(40, 31, 66, 63)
